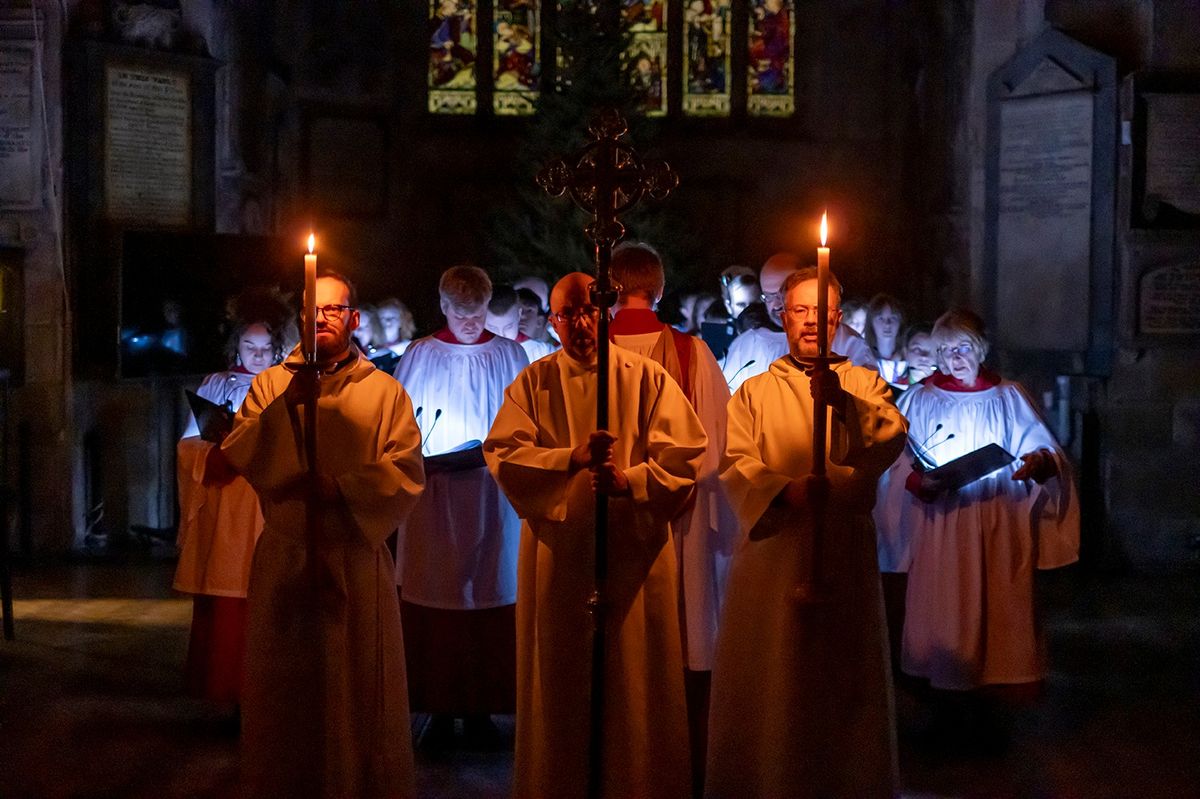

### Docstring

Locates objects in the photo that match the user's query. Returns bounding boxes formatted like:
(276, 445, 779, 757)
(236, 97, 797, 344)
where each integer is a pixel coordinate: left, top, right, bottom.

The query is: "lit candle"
(817, 212, 830, 359)
(304, 233, 317, 363)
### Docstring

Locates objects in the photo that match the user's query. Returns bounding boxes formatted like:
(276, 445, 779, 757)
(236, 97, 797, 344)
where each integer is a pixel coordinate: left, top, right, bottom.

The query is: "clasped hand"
(569, 430, 631, 497)
(1011, 448, 1057, 483)
(804, 364, 847, 412)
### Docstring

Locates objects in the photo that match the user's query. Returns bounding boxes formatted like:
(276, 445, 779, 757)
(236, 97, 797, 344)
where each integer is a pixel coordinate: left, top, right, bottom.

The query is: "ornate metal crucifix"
(537, 109, 677, 799)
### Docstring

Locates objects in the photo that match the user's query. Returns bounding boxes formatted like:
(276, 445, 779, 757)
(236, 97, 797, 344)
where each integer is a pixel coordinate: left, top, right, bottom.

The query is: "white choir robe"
(612, 329, 738, 671)
(484, 346, 707, 799)
(875, 379, 1079, 690)
(391, 335, 528, 609)
(520, 335, 559, 364)
(175, 370, 262, 599)
(222, 349, 425, 799)
(876, 356, 907, 388)
(707, 357, 906, 799)
(722, 323, 875, 392)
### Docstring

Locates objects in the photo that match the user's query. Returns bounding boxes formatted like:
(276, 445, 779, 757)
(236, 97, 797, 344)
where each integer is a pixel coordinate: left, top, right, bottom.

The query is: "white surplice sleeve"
(621, 371, 707, 525)
(484, 375, 576, 524)
(720, 387, 794, 536)
(829, 366, 908, 479)
(335, 382, 426, 546)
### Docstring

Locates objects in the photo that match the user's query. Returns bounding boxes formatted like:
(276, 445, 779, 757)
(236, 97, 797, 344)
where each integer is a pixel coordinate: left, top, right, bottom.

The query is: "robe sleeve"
(1005, 384, 1080, 570)
(719, 386, 794, 535)
(621, 370, 707, 524)
(334, 383, 426, 546)
(484, 376, 576, 524)
(828, 367, 908, 479)
(220, 370, 301, 495)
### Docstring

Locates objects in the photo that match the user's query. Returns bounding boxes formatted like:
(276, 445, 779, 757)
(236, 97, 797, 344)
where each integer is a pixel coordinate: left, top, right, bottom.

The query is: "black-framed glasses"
(940, 344, 974, 358)
(316, 304, 353, 319)
(760, 290, 784, 303)
(549, 306, 599, 324)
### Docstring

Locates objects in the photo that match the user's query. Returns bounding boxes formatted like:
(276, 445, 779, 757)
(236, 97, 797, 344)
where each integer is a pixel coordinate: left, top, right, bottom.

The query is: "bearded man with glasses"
(222, 269, 426, 798)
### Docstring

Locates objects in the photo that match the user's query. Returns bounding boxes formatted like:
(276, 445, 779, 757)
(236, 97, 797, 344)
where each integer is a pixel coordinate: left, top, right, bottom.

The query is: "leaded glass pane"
(494, 0, 540, 115)
(623, 0, 667, 117)
(429, 0, 477, 114)
(683, 0, 732, 116)
(747, 0, 794, 116)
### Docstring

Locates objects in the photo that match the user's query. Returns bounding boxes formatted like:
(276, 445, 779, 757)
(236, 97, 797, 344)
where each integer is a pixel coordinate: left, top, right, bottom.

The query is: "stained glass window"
(494, 0, 540, 115)
(429, 0, 478, 114)
(747, 0, 794, 116)
(622, 0, 668, 117)
(683, 0, 732, 116)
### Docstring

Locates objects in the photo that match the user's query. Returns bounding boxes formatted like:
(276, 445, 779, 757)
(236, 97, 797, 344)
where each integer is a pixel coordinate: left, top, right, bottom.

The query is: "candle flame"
(307, 233, 315, 253)
(819, 212, 828, 247)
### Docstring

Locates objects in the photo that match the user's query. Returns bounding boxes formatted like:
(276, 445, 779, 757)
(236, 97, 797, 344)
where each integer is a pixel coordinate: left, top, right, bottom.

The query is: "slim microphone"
(913, 430, 957, 469)
(422, 408, 443, 454)
(910, 423, 944, 469)
(726, 359, 757, 388)
(414, 405, 423, 423)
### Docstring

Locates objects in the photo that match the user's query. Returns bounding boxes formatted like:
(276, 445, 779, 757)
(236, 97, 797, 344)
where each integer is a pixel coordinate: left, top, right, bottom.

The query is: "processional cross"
(537, 109, 677, 799)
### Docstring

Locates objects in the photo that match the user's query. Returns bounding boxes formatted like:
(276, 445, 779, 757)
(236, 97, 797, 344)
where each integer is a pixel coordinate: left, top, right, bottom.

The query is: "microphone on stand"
(422, 408, 443, 455)
(726, 359, 757, 389)
(910, 423, 944, 469)
(912, 424, 957, 470)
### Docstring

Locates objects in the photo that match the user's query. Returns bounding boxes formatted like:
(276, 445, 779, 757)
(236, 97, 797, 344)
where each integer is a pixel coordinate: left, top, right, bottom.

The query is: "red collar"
(433, 327, 495, 345)
(610, 308, 664, 336)
(929, 368, 1001, 392)
(232, 365, 254, 375)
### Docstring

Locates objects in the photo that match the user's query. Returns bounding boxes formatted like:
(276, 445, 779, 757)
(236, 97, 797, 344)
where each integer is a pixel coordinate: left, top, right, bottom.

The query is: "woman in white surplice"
(874, 309, 1079, 706)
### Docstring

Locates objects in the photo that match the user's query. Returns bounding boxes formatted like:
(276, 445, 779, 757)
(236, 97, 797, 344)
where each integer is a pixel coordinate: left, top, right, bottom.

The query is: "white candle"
(817, 212, 830, 359)
(304, 233, 317, 362)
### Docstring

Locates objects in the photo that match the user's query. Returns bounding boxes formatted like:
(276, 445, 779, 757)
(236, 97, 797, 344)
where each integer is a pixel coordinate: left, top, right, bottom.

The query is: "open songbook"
(424, 440, 485, 474)
(913, 443, 1016, 492)
(185, 390, 235, 444)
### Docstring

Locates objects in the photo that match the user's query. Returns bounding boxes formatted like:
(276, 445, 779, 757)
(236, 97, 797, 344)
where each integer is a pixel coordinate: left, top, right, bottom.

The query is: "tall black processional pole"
(537, 109, 678, 799)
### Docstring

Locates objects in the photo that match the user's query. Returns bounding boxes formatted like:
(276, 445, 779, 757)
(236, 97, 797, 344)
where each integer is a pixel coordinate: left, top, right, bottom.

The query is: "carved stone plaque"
(985, 29, 1116, 374)
(104, 64, 191, 225)
(1139, 262, 1200, 335)
(997, 91, 1094, 351)
(0, 43, 36, 209)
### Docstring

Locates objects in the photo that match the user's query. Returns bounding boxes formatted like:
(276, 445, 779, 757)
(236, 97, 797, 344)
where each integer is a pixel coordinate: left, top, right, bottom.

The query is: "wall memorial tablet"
(0, 43, 37, 209)
(104, 64, 191, 225)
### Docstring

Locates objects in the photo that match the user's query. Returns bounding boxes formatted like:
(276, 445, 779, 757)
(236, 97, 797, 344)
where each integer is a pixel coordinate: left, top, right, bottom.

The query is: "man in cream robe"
(723, 252, 874, 392)
(609, 242, 737, 792)
(223, 273, 425, 798)
(485, 272, 706, 799)
(707, 267, 907, 798)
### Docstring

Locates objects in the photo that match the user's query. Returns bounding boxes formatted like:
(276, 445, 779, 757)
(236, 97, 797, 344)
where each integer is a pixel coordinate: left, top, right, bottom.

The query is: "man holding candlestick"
(706, 267, 906, 798)
(223, 269, 426, 798)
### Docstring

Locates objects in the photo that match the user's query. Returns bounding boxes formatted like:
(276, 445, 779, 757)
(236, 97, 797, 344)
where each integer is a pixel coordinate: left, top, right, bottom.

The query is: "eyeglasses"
(315, 304, 353, 320)
(550, 306, 599, 324)
(784, 304, 826, 319)
(940, 344, 975, 358)
(760, 291, 785, 303)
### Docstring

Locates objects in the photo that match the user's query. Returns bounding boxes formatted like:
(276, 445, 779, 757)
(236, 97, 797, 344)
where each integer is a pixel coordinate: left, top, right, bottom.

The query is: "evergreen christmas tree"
(488, 1, 700, 299)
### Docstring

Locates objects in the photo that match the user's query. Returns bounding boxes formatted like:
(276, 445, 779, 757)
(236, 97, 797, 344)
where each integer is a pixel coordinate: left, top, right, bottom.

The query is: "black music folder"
(921, 443, 1016, 491)
(425, 440, 486, 474)
(185, 390, 234, 444)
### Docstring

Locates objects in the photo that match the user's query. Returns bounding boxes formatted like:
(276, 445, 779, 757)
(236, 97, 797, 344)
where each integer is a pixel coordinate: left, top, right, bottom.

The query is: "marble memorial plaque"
(997, 91, 1094, 351)
(104, 64, 191, 225)
(0, 43, 36, 208)
(1139, 262, 1200, 335)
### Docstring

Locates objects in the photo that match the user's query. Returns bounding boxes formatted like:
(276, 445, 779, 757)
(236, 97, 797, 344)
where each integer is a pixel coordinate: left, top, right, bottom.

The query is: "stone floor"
(0, 559, 1196, 798)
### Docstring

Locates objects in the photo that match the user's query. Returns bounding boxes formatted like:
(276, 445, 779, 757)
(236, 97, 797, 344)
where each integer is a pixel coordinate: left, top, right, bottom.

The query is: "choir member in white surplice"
(874, 309, 1078, 700)
(175, 319, 282, 705)
(392, 265, 528, 746)
(609, 242, 738, 793)
(223, 272, 425, 798)
(722, 252, 874, 392)
(707, 267, 907, 799)
(485, 272, 707, 799)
